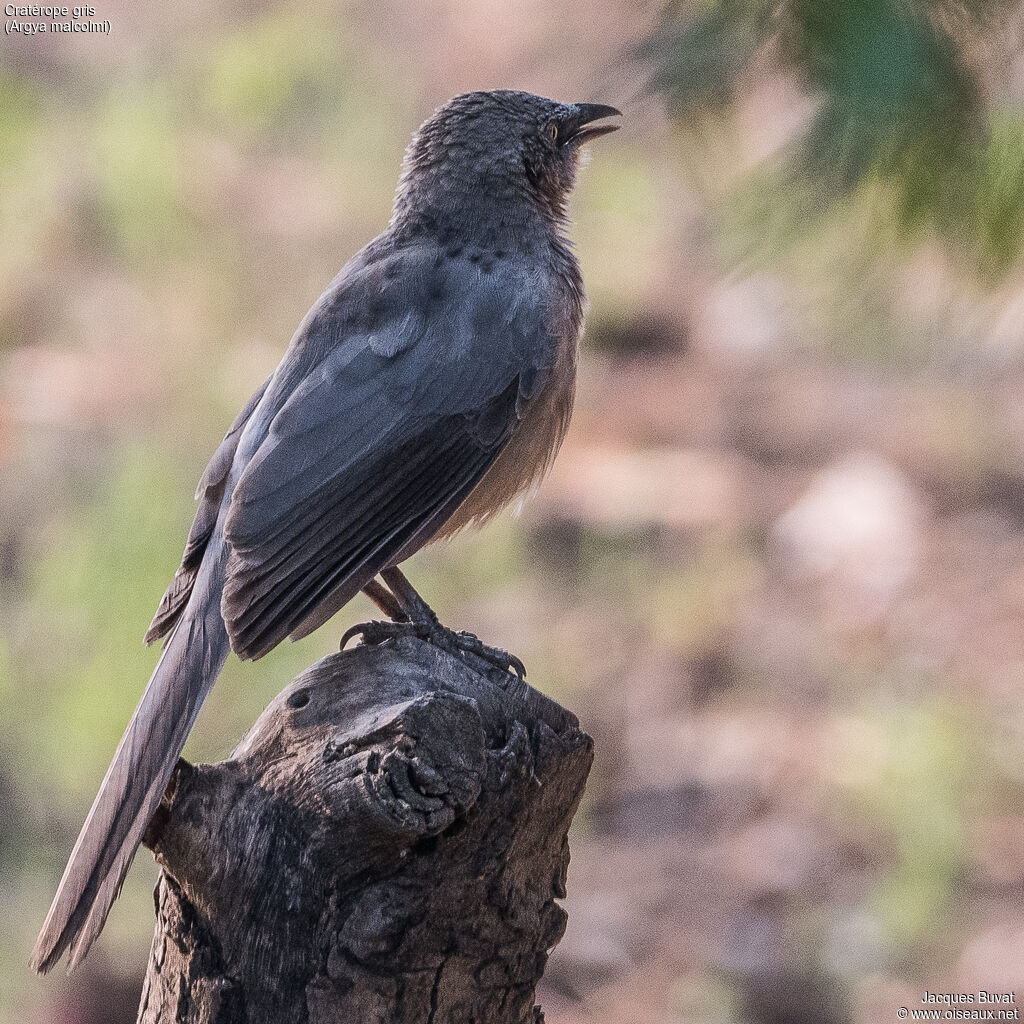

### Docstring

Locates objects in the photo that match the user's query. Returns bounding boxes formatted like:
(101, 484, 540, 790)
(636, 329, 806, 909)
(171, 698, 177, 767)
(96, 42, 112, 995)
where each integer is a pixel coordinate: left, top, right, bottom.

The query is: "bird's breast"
(431, 329, 578, 541)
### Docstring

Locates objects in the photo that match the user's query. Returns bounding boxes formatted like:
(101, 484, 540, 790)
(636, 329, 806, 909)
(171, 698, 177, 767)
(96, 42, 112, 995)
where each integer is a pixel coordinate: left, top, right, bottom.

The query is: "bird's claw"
(341, 619, 526, 680)
(447, 629, 527, 680)
(340, 619, 431, 650)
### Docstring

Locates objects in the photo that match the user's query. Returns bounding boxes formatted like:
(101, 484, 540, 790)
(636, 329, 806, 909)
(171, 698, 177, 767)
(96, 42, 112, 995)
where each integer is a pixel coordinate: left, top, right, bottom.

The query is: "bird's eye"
(549, 124, 559, 141)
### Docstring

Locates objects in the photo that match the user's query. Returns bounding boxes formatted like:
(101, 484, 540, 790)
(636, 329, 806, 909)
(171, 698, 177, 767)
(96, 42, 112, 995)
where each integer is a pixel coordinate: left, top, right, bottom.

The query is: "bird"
(31, 89, 620, 974)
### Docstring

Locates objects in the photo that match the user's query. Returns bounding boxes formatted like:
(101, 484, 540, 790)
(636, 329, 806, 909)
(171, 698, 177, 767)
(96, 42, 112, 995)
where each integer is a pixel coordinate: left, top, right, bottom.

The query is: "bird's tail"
(31, 543, 231, 974)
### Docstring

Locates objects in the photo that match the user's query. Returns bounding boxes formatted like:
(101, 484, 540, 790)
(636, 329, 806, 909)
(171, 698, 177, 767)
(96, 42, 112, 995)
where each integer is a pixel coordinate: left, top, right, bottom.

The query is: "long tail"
(31, 542, 231, 973)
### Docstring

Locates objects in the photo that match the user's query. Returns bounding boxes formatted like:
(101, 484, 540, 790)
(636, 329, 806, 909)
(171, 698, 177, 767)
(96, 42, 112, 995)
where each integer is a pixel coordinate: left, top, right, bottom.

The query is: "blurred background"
(4, 1, 1024, 1021)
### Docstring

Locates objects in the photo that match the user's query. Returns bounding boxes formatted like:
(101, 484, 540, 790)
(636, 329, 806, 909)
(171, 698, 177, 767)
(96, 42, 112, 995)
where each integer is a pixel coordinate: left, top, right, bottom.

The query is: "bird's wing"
(221, 244, 556, 660)
(145, 374, 273, 644)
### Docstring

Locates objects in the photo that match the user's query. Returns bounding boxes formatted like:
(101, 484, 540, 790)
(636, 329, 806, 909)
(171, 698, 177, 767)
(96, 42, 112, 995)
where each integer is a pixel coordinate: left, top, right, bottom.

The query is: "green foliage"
(11, 447, 194, 802)
(670, 970, 742, 1022)
(203, 10, 346, 139)
(643, 541, 758, 659)
(90, 84, 187, 257)
(6, 442, 344, 780)
(649, 0, 1024, 276)
(791, 0, 978, 218)
(0, 68, 43, 171)
(972, 114, 1024, 275)
(0, 71, 65, 330)
(572, 149, 664, 310)
(648, 0, 771, 115)
(833, 696, 980, 957)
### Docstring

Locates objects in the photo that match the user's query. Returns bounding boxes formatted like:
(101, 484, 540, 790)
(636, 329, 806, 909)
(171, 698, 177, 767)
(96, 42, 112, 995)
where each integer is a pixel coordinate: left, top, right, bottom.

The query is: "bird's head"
(393, 90, 621, 236)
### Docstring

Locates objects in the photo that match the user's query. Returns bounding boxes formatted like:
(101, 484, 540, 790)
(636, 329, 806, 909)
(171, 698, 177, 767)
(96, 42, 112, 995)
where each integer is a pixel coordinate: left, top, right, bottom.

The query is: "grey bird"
(31, 89, 620, 973)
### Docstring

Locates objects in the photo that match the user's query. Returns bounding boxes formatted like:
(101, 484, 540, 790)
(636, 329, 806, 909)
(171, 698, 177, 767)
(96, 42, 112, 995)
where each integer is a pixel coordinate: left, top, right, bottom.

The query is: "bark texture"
(136, 635, 593, 1024)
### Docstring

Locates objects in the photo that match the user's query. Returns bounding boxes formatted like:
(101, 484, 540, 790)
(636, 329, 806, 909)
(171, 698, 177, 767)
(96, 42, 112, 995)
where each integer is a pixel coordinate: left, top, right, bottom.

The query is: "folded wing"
(221, 247, 555, 660)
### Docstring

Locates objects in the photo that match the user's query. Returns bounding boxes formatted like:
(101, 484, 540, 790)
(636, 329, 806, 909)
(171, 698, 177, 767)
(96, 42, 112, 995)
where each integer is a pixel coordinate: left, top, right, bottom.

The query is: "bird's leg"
(379, 566, 443, 626)
(382, 567, 527, 680)
(361, 578, 408, 622)
(341, 566, 526, 679)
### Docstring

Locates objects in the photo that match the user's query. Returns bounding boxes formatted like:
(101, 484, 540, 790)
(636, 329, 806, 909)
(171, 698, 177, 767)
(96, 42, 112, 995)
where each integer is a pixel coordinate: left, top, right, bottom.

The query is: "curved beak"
(565, 103, 621, 145)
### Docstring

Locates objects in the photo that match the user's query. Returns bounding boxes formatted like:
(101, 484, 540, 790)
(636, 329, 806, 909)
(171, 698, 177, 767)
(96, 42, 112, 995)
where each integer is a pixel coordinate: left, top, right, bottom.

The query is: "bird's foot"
(340, 618, 431, 650)
(439, 627, 527, 680)
(341, 618, 525, 680)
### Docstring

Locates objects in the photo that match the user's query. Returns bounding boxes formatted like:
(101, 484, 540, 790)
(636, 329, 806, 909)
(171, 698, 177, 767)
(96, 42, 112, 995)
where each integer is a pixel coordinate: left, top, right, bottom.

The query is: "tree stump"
(136, 635, 593, 1024)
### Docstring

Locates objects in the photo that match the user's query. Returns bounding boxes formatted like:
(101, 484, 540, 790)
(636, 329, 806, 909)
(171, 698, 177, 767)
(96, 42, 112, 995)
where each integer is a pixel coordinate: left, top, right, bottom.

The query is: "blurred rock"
(723, 897, 853, 1024)
(773, 453, 925, 612)
(970, 816, 1024, 888)
(586, 310, 688, 358)
(712, 818, 828, 897)
(689, 647, 738, 706)
(544, 891, 635, 994)
(589, 781, 720, 842)
(955, 921, 1024, 991)
(737, 965, 853, 1024)
(699, 275, 787, 363)
(539, 444, 742, 532)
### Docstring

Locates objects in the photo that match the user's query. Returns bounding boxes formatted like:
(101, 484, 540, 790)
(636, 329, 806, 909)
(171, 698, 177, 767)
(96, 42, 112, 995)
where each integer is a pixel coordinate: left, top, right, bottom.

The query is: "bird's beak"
(565, 103, 621, 145)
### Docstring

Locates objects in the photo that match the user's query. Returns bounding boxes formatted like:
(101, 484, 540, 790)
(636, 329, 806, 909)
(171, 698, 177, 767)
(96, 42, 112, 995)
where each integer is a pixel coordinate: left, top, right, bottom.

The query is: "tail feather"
(31, 545, 230, 974)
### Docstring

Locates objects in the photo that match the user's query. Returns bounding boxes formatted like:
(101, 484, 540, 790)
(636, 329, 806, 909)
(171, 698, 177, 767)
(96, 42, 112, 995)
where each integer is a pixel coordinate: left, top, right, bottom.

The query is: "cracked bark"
(135, 635, 593, 1024)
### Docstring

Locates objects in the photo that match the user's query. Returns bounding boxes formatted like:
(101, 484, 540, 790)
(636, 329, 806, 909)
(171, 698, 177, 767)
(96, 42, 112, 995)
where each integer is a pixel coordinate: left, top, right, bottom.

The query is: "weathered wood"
(136, 635, 593, 1024)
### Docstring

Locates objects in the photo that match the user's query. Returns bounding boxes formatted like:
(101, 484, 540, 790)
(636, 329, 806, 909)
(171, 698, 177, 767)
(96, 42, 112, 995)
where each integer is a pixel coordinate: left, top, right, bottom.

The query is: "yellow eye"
(549, 124, 559, 141)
